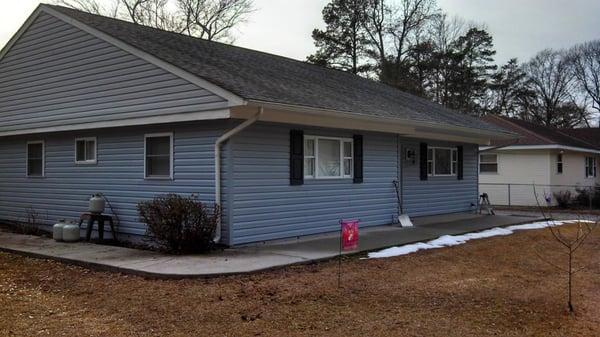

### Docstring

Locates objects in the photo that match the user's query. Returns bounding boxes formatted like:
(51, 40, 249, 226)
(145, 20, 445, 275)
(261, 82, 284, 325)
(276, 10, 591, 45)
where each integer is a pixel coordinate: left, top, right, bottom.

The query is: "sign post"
(338, 219, 359, 288)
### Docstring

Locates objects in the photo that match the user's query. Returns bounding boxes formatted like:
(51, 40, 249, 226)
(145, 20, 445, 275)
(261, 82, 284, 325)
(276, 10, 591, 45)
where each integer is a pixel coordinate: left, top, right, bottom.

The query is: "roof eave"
(480, 144, 600, 154)
(241, 100, 517, 144)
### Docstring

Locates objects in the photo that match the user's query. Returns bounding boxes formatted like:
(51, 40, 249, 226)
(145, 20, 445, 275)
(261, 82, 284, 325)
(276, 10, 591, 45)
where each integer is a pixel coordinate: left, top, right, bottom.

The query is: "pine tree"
(307, 0, 371, 75)
(445, 28, 497, 115)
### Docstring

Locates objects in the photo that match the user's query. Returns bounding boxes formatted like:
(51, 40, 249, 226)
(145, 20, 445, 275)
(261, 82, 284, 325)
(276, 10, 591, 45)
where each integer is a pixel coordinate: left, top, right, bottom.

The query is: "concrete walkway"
(0, 214, 541, 278)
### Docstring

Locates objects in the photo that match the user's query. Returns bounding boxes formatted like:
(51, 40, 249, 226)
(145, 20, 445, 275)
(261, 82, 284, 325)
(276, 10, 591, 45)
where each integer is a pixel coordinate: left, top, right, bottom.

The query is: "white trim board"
(0, 109, 230, 137)
(74, 137, 98, 165)
(144, 132, 174, 180)
(0, 7, 43, 62)
(480, 145, 600, 155)
(26, 140, 45, 178)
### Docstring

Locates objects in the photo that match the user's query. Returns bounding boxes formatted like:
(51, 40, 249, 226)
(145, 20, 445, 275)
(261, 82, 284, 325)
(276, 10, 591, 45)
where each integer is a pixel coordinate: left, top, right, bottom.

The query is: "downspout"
(213, 107, 263, 243)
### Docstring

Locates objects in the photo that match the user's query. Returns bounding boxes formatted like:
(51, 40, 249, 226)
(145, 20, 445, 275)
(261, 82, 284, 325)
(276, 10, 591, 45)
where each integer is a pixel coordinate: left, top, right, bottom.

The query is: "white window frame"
(144, 133, 173, 180)
(479, 153, 498, 174)
(556, 153, 563, 175)
(585, 156, 597, 178)
(428, 146, 457, 177)
(26, 140, 45, 178)
(304, 135, 354, 180)
(74, 137, 97, 165)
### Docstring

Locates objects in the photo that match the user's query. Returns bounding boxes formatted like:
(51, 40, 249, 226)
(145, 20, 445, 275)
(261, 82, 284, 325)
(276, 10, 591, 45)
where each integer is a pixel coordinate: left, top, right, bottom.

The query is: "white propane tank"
(89, 193, 106, 214)
(53, 219, 66, 241)
(62, 221, 80, 242)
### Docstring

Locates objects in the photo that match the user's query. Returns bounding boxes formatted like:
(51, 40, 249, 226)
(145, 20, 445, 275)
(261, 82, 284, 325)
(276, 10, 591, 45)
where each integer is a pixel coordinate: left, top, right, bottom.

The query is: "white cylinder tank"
(89, 194, 105, 213)
(53, 219, 66, 241)
(62, 221, 80, 242)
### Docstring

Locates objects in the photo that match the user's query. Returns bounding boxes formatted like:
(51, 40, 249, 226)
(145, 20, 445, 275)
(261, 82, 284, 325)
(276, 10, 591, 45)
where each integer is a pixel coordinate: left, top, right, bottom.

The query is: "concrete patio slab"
(0, 214, 542, 278)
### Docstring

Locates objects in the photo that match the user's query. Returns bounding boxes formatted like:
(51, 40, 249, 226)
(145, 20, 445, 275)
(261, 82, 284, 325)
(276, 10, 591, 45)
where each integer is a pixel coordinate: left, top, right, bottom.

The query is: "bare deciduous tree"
(176, 0, 254, 42)
(522, 49, 590, 128)
(123, 0, 188, 33)
(54, 0, 253, 42)
(570, 40, 600, 117)
(534, 187, 598, 313)
(55, 0, 121, 17)
(388, 0, 438, 66)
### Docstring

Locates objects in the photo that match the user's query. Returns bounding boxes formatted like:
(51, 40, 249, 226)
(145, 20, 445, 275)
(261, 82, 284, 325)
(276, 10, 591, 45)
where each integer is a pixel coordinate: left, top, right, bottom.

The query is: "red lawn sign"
(338, 219, 359, 288)
(341, 219, 359, 251)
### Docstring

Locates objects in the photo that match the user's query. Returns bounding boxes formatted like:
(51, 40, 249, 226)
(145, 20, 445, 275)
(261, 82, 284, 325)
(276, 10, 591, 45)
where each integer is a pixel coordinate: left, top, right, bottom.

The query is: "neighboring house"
(561, 127, 600, 149)
(0, 5, 513, 246)
(479, 115, 600, 206)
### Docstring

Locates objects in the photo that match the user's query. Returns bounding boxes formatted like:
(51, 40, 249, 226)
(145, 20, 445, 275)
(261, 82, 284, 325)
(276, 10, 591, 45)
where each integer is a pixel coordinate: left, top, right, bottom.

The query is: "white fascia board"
(0, 7, 43, 62)
(0, 109, 230, 137)
(480, 144, 600, 155)
(39, 5, 246, 107)
(240, 101, 512, 144)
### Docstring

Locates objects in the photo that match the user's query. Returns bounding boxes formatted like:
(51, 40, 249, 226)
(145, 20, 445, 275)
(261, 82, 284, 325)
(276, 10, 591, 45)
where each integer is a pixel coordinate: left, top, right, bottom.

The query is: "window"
(304, 138, 315, 177)
(585, 156, 597, 178)
(26, 141, 44, 177)
(145, 133, 173, 179)
(304, 136, 353, 179)
(427, 147, 457, 176)
(479, 153, 498, 173)
(556, 153, 563, 174)
(75, 137, 97, 164)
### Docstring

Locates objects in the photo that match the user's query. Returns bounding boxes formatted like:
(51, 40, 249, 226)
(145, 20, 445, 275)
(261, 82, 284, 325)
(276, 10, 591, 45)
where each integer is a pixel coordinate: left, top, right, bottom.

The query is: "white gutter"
(479, 144, 600, 155)
(213, 108, 263, 243)
(245, 99, 517, 141)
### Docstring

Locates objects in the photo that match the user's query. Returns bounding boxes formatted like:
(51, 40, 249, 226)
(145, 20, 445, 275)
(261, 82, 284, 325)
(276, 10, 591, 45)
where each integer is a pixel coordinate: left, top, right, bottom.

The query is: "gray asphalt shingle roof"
(49, 4, 508, 134)
(482, 115, 600, 150)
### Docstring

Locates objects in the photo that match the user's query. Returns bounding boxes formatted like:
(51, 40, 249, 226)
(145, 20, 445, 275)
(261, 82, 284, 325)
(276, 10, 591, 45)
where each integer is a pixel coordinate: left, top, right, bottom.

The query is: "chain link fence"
(479, 183, 599, 209)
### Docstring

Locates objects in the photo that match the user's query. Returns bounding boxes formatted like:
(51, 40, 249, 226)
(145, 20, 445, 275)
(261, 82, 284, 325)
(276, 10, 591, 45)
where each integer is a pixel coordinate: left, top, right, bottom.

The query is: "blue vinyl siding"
(0, 13, 227, 134)
(228, 123, 478, 245)
(0, 120, 478, 246)
(400, 140, 479, 216)
(0, 121, 233, 243)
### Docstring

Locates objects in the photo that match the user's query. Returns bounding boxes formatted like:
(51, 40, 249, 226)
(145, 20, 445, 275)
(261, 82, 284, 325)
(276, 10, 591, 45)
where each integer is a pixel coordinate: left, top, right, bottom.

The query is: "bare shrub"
(137, 194, 221, 254)
(553, 190, 573, 209)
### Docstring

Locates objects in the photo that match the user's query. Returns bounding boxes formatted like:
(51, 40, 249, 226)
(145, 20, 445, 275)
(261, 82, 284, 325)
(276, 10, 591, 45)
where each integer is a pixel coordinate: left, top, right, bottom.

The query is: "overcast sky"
(1, 0, 599, 65)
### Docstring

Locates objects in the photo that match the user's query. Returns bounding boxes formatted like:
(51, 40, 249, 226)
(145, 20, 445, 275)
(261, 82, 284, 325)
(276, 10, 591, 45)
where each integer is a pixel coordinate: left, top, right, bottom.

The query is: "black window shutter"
(419, 142, 428, 181)
(353, 135, 363, 183)
(290, 130, 304, 185)
(457, 145, 464, 180)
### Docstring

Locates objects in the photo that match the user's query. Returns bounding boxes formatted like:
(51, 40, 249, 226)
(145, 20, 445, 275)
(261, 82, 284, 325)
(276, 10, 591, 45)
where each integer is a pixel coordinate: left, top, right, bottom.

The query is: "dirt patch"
(1, 224, 600, 336)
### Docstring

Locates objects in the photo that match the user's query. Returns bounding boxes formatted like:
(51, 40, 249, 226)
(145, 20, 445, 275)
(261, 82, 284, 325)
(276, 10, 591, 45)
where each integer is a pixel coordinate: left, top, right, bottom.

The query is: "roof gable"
(0, 8, 230, 136)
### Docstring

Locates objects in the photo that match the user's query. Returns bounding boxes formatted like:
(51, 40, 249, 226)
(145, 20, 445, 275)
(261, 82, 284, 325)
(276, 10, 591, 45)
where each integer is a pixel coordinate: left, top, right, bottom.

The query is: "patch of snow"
(368, 220, 587, 259)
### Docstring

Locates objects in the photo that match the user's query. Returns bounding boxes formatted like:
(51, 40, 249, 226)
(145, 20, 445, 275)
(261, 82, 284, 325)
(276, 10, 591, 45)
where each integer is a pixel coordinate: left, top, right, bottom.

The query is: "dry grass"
(1, 224, 600, 337)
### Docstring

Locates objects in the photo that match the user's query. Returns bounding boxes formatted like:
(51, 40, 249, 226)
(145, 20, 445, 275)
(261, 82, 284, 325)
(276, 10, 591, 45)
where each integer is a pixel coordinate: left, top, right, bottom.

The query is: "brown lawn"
(1, 224, 600, 337)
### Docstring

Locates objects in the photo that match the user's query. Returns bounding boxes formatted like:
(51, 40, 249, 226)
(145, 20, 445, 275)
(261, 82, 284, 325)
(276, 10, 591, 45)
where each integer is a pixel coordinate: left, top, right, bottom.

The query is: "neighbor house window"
(145, 133, 173, 179)
(556, 153, 563, 174)
(26, 141, 44, 177)
(585, 156, 597, 178)
(304, 136, 353, 179)
(427, 147, 457, 176)
(75, 137, 97, 164)
(479, 153, 498, 173)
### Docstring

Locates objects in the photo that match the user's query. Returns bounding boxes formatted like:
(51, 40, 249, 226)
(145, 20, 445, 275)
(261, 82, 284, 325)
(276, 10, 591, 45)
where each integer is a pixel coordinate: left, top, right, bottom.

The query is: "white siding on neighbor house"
(0, 12, 228, 135)
(550, 150, 600, 187)
(0, 121, 232, 242)
(479, 149, 600, 206)
(479, 150, 551, 206)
